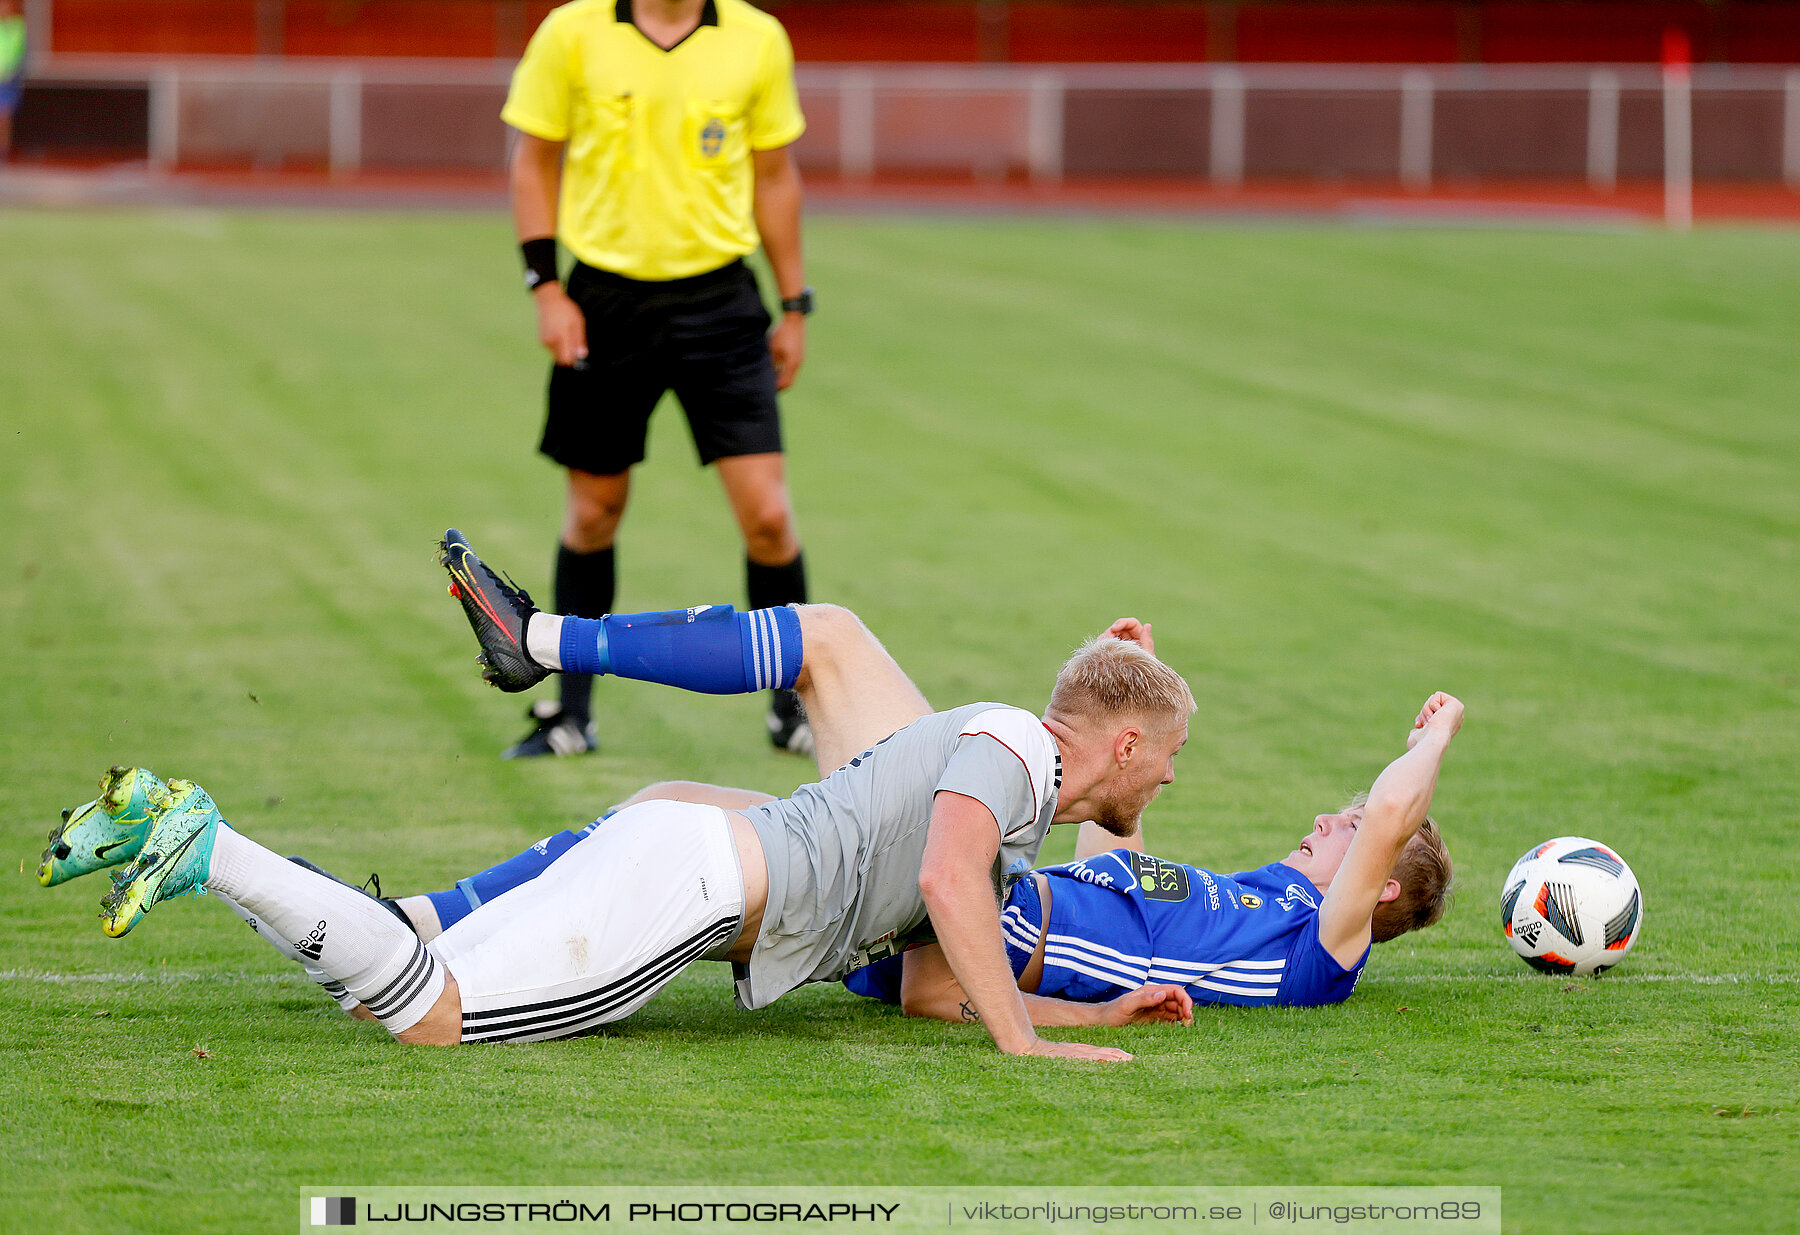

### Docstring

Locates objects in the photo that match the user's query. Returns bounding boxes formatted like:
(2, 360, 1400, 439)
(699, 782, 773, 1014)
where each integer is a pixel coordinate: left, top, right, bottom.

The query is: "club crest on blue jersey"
(1277, 882, 1318, 912)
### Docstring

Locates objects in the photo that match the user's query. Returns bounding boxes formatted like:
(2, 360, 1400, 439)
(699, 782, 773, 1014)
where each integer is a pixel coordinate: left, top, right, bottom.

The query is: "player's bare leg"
(610, 781, 777, 812)
(787, 604, 931, 774)
(396, 973, 462, 1045)
(715, 452, 811, 753)
(714, 452, 800, 568)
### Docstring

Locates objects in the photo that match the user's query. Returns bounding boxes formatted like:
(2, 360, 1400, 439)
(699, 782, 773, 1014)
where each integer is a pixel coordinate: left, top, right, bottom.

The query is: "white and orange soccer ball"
(1500, 837, 1643, 976)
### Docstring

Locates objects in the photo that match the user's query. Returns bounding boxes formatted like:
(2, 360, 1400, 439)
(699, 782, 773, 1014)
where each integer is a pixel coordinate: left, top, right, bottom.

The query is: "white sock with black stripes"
(213, 889, 362, 1012)
(204, 825, 444, 1034)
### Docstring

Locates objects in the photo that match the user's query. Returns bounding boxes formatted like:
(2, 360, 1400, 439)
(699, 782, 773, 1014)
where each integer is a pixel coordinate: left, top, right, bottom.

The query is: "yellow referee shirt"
(503, 0, 805, 281)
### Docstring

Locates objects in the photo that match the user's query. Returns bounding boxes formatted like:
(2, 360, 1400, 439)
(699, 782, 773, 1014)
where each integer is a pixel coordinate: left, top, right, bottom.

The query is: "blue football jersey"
(1016, 849, 1368, 1008)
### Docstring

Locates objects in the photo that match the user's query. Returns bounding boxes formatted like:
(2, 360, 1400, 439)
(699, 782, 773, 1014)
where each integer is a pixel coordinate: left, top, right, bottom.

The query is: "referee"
(500, 0, 815, 759)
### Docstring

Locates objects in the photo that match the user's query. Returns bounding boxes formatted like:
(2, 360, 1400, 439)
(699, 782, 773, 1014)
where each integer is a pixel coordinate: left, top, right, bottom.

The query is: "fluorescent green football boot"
(37, 766, 170, 887)
(99, 778, 220, 938)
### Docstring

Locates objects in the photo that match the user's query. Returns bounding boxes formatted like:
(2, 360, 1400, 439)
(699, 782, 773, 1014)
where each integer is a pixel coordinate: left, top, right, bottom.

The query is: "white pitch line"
(0, 972, 306, 993)
(1372, 972, 1799, 986)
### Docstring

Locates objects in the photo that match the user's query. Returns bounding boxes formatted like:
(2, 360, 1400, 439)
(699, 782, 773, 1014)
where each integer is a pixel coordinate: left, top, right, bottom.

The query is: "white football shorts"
(430, 800, 746, 1043)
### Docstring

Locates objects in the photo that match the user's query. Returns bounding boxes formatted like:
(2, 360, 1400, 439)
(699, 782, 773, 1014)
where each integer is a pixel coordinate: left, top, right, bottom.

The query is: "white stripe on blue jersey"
(1043, 941, 1145, 990)
(1042, 933, 1286, 999)
(1001, 903, 1042, 956)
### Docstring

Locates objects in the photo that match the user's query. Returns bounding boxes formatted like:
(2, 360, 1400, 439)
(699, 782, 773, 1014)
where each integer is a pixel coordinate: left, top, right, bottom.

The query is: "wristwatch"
(779, 287, 815, 316)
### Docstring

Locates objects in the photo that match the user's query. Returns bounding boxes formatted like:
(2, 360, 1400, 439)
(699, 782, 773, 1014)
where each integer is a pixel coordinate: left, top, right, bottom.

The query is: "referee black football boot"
(502, 699, 599, 760)
(767, 688, 814, 757)
(438, 528, 550, 693)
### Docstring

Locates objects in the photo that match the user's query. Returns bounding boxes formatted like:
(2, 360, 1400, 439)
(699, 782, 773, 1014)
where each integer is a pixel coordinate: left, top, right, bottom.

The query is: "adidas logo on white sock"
(294, 919, 329, 960)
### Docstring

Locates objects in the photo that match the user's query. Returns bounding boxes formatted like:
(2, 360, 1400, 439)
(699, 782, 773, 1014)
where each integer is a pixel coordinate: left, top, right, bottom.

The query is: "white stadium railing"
(26, 56, 1800, 208)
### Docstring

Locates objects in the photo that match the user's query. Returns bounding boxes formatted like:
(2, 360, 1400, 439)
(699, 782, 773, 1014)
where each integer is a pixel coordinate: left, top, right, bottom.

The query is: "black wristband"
(521, 237, 559, 291)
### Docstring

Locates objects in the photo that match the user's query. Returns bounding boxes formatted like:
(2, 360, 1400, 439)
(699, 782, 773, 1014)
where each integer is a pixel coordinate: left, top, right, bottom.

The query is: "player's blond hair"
(1045, 636, 1196, 732)
(1361, 799, 1453, 943)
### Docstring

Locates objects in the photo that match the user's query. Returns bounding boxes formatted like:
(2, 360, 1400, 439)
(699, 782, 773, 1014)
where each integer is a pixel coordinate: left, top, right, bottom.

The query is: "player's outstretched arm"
(1316, 693, 1464, 968)
(898, 944, 1192, 1028)
(918, 793, 1132, 1062)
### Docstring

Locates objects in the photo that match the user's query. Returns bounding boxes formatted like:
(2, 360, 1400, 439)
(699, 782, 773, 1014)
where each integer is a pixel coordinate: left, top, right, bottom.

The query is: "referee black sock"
(746, 551, 807, 613)
(748, 551, 807, 721)
(556, 544, 616, 726)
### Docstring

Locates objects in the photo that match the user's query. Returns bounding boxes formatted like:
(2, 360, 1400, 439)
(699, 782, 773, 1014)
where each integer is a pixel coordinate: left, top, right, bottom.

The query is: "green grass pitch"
(1, 210, 1796, 1233)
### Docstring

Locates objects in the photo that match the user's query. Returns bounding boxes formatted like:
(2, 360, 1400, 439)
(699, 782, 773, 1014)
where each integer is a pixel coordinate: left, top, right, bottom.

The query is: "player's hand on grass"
(1096, 983, 1193, 1028)
(534, 283, 589, 368)
(768, 314, 805, 390)
(1104, 617, 1154, 656)
(1018, 1038, 1134, 1063)
(1406, 692, 1465, 750)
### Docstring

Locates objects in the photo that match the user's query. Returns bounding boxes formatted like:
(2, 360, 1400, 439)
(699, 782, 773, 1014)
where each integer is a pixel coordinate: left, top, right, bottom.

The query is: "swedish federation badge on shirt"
(685, 101, 740, 169)
(700, 115, 728, 158)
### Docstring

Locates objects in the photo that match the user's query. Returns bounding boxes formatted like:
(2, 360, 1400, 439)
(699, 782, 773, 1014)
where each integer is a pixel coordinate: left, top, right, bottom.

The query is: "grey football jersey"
(734, 702, 1062, 1009)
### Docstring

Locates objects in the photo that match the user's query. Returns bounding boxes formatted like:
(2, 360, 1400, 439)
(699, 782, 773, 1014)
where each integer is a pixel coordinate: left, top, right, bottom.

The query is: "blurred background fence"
(18, 58, 1800, 187)
(21, 0, 1800, 64)
(9, 1, 1800, 190)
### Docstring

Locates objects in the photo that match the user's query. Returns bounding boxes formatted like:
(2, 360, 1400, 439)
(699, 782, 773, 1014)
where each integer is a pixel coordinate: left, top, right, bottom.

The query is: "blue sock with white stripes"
(556, 604, 802, 695)
(423, 817, 609, 929)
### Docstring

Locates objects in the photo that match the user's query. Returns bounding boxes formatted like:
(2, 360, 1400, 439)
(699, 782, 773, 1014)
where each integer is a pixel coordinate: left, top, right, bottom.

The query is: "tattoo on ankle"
(958, 1000, 980, 1023)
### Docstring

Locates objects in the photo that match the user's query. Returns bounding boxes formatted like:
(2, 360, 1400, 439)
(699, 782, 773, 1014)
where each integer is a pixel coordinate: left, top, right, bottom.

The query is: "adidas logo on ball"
(1500, 838, 1642, 977)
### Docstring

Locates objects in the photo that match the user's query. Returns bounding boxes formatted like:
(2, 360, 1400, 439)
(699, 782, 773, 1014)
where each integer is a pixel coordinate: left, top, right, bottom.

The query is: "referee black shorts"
(540, 258, 783, 475)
